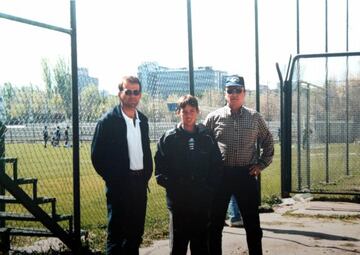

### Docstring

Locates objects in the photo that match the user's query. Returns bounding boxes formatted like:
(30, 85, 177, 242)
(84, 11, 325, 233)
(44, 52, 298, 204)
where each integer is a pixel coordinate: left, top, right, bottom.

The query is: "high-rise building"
(138, 62, 228, 97)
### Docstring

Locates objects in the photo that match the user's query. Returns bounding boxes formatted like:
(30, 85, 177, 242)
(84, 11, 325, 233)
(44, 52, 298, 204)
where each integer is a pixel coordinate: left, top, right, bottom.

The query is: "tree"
(198, 89, 224, 120)
(1, 82, 15, 123)
(54, 58, 72, 119)
(41, 58, 53, 122)
(80, 85, 102, 121)
(137, 92, 170, 122)
(260, 90, 280, 121)
(41, 58, 53, 100)
(99, 90, 117, 115)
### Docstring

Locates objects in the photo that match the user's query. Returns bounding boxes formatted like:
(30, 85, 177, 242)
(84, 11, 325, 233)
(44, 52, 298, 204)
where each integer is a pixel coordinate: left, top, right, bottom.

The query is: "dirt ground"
(140, 200, 360, 255)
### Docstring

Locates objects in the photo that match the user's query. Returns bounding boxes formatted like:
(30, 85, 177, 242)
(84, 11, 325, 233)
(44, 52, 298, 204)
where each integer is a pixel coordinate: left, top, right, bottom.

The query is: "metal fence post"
(0, 122, 6, 242)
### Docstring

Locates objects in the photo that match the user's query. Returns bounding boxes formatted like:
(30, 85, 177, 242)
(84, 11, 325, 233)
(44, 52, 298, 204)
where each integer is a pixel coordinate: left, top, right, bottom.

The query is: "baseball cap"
(225, 75, 245, 87)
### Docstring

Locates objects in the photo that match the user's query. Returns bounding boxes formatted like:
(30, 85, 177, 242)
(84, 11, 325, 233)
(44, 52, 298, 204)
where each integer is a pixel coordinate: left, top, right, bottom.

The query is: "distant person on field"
(55, 126, 61, 146)
(302, 127, 313, 149)
(277, 127, 281, 144)
(64, 126, 70, 148)
(155, 95, 222, 255)
(42, 126, 49, 148)
(51, 126, 61, 147)
(204, 75, 274, 255)
(91, 76, 153, 255)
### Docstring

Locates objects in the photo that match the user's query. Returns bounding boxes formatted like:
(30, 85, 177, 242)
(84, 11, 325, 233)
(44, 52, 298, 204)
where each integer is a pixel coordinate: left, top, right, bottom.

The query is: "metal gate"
(280, 51, 360, 197)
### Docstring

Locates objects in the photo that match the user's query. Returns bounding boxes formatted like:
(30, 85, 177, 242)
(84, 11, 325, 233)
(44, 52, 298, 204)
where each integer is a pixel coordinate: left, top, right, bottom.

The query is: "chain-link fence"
(291, 55, 360, 194)
(0, 59, 282, 246)
(0, 1, 77, 240)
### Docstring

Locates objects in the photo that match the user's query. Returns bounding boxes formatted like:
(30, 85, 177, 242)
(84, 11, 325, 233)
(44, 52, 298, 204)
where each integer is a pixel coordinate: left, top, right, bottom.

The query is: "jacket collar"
(113, 104, 138, 119)
(175, 123, 208, 135)
(113, 105, 147, 125)
(112, 105, 124, 119)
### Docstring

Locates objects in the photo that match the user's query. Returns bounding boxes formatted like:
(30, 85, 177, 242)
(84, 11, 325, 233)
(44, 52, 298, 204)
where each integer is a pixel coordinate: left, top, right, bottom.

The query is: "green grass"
(3, 142, 360, 252)
(290, 143, 360, 192)
(4, 142, 169, 251)
(283, 211, 360, 221)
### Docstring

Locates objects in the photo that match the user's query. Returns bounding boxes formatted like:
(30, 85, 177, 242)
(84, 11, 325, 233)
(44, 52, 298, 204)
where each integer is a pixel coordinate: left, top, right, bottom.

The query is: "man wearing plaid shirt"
(204, 75, 274, 255)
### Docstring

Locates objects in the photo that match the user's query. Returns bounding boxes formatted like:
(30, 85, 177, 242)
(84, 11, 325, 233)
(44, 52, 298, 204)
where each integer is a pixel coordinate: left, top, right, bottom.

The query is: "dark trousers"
(105, 174, 147, 255)
(169, 208, 209, 255)
(208, 166, 263, 255)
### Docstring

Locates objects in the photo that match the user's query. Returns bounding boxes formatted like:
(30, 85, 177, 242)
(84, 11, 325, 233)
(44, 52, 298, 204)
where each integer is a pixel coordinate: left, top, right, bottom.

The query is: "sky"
(0, 0, 359, 95)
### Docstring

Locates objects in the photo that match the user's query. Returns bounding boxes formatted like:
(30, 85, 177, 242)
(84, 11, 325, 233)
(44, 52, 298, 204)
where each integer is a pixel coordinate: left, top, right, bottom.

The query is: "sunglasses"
(226, 88, 243, 94)
(122, 89, 141, 96)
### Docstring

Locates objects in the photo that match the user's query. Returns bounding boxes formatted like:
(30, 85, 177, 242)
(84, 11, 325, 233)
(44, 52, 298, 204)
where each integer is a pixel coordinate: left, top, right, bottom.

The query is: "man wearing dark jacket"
(155, 95, 223, 255)
(91, 76, 153, 255)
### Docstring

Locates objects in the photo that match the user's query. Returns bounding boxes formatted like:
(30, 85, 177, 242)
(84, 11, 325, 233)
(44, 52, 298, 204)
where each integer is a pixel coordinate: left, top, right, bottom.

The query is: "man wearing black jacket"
(91, 76, 152, 255)
(155, 95, 223, 255)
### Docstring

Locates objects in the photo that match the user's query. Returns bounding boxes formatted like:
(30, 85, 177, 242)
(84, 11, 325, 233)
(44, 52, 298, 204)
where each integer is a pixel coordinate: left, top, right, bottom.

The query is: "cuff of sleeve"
(156, 175, 168, 188)
(258, 159, 267, 170)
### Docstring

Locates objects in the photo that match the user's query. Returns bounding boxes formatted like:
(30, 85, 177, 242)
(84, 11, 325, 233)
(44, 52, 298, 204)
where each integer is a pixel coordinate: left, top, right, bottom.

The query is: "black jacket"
(155, 124, 223, 211)
(91, 105, 153, 183)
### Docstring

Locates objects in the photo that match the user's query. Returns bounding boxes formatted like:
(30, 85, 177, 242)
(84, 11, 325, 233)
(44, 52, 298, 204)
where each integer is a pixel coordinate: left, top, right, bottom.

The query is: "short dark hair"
(176, 95, 199, 113)
(118, 76, 142, 92)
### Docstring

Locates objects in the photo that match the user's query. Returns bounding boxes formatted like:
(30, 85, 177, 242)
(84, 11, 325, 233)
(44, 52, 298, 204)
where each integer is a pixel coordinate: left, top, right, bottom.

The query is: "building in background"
(138, 62, 228, 97)
(78, 67, 99, 91)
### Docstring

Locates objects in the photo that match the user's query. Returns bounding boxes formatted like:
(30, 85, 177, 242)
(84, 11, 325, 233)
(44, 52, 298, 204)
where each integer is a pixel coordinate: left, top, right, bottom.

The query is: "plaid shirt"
(204, 105, 274, 169)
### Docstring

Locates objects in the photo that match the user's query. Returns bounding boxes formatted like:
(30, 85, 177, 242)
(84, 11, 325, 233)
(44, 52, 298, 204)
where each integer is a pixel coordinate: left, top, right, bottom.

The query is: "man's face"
(178, 105, 198, 129)
(118, 81, 142, 109)
(225, 86, 245, 110)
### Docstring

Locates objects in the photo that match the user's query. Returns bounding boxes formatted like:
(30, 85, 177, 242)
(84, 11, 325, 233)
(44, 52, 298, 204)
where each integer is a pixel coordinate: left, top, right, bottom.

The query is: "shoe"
(225, 219, 244, 228)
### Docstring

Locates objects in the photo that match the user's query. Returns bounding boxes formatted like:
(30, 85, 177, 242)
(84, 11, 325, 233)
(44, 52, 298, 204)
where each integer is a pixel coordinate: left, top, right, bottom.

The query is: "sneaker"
(225, 219, 244, 228)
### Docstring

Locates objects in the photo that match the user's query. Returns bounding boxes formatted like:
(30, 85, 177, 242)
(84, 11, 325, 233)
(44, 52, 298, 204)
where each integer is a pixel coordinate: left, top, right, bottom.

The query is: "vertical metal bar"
(254, 0, 261, 202)
(325, 0, 330, 183)
(296, 0, 302, 191)
(296, 0, 300, 54)
(13, 160, 18, 181)
(306, 84, 311, 189)
(279, 70, 285, 197)
(279, 55, 292, 198)
(70, 0, 81, 250)
(0, 122, 5, 229)
(325, 0, 328, 53)
(284, 79, 292, 196)
(297, 78, 301, 191)
(279, 81, 284, 195)
(186, 0, 195, 96)
(255, 0, 260, 114)
(276, 63, 287, 197)
(345, 0, 350, 175)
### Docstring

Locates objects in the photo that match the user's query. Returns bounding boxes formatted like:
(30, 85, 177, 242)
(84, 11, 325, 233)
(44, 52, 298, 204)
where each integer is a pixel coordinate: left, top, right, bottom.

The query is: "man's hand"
(249, 164, 262, 176)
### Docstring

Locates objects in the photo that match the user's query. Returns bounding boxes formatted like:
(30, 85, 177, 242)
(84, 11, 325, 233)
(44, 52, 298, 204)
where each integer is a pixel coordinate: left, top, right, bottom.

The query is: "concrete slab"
(140, 201, 360, 255)
(283, 201, 360, 216)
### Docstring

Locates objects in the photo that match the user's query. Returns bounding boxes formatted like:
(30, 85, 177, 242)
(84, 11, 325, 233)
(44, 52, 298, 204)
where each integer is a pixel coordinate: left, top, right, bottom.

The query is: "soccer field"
(4, 142, 281, 223)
